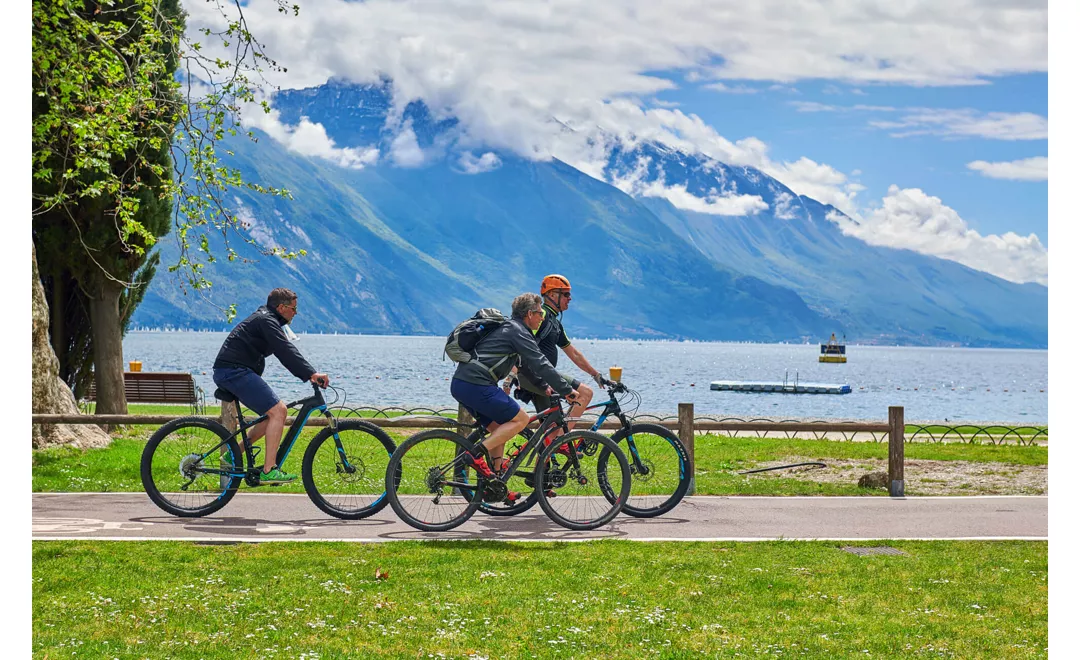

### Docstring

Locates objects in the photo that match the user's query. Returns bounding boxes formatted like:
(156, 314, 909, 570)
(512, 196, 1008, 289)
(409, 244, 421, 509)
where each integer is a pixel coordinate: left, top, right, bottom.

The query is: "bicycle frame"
(197, 384, 338, 485)
(447, 400, 573, 492)
(581, 387, 652, 474)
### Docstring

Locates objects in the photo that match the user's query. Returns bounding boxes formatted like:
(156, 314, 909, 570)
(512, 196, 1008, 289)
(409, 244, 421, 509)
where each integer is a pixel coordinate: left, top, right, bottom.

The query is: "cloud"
(790, 102, 898, 113)
(388, 123, 426, 167)
(181, 0, 1047, 154)
(870, 109, 1048, 140)
(240, 105, 380, 168)
(457, 151, 502, 173)
(967, 156, 1048, 181)
(761, 157, 864, 217)
(790, 101, 839, 112)
(703, 82, 759, 94)
(610, 155, 768, 216)
(828, 185, 1047, 285)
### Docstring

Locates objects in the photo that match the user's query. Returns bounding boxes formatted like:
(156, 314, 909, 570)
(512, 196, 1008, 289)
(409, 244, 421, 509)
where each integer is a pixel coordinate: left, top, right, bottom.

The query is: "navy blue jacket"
(213, 306, 315, 381)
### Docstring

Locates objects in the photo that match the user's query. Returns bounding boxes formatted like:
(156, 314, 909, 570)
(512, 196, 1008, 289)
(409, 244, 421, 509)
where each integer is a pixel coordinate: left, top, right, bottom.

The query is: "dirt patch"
(745, 457, 1047, 495)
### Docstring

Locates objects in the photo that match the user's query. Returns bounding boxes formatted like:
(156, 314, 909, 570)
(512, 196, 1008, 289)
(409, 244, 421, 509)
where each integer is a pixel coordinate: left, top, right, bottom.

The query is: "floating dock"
(710, 381, 852, 395)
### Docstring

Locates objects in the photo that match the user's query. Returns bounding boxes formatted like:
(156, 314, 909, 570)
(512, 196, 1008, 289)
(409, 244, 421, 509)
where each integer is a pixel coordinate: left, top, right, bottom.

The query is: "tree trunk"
(88, 277, 128, 415)
(50, 268, 65, 376)
(32, 243, 110, 449)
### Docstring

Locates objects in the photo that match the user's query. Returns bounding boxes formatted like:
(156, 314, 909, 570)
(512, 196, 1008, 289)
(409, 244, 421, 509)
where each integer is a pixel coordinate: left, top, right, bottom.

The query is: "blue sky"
(657, 73, 1048, 244)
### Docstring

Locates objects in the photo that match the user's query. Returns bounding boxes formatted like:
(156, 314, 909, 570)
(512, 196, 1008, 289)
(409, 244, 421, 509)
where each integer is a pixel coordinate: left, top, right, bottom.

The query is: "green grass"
(32, 428, 1048, 496)
(32, 540, 1047, 658)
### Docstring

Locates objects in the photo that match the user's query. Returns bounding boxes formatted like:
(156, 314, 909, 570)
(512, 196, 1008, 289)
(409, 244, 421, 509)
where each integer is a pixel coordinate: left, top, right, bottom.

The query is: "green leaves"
(34, 0, 304, 322)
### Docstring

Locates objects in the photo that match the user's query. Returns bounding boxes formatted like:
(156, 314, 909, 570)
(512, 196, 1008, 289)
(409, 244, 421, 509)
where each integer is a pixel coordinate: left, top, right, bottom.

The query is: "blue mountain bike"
(140, 383, 396, 519)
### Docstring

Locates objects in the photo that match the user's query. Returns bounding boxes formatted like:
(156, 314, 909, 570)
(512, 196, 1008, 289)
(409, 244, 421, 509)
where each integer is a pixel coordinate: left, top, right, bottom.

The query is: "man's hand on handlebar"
(310, 373, 330, 388)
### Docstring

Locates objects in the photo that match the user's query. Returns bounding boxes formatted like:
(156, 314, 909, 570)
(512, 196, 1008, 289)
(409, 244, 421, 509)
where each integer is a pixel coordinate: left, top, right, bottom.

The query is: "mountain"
(606, 140, 1047, 347)
(134, 80, 1047, 348)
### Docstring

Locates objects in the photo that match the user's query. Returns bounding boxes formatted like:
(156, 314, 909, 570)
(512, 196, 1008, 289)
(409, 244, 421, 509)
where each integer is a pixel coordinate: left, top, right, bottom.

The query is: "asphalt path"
(32, 493, 1046, 542)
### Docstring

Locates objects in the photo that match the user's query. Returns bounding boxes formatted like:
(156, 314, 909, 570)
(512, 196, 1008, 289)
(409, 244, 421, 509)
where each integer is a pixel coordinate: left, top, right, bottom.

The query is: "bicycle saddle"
(213, 386, 237, 403)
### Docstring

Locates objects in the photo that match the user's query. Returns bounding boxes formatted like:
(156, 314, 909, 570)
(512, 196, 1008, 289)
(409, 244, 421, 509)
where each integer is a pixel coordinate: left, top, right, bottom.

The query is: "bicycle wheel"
(302, 419, 397, 520)
(386, 430, 484, 532)
(601, 423, 691, 518)
(141, 417, 242, 517)
(534, 430, 630, 531)
(471, 432, 539, 517)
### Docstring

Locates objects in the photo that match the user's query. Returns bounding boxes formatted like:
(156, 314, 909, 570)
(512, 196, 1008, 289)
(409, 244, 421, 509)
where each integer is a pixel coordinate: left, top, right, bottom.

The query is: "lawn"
(32, 539, 1047, 658)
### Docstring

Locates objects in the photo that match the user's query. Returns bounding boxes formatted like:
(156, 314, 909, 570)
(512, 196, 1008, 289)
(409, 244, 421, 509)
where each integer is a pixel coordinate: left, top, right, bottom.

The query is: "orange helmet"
(540, 274, 571, 296)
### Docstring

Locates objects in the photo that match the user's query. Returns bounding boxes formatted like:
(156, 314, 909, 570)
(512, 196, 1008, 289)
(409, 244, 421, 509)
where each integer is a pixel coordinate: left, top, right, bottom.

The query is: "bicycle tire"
(386, 429, 484, 532)
(601, 423, 691, 518)
(535, 430, 630, 531)
(141, 417, 242, 517)
(301, 419, 397, 520)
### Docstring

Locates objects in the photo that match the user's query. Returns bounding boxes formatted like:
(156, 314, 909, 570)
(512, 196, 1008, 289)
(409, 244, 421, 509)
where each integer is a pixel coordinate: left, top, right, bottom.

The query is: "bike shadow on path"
(128, 515, 396, 538)
(377, 511, 693, 542)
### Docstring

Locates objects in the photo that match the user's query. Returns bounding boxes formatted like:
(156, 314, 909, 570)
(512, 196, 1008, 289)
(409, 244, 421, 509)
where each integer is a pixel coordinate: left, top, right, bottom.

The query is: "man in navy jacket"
(213, 288, 329, 483)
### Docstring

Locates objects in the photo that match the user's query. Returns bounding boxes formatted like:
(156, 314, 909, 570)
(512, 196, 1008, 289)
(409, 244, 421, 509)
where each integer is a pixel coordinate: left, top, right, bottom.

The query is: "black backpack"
(444, 308, 508, 363)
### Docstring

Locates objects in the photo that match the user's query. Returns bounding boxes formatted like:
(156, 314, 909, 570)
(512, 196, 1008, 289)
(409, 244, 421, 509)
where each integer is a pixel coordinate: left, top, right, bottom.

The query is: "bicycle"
(384, 394, 631, 532)
(478, 377, 691, 518)
(140, 382, 396, 519)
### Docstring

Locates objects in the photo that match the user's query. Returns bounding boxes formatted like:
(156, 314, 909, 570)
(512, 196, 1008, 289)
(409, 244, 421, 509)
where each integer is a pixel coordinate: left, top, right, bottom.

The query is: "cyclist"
(509, 274, 605, 439)
(212, 288, 329, 483)
(452, 293, 577, 500)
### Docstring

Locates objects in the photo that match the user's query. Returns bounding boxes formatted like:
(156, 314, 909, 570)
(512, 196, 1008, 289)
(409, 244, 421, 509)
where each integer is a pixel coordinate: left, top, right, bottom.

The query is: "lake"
(122, 331, 1048, 424)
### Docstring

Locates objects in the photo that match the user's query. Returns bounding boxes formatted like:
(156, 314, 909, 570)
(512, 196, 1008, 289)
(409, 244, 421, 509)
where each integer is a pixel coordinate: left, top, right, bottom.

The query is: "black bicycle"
(474, 378, 691, 518)
(384, 394, 631, 532)
(140, 382, 396, 519)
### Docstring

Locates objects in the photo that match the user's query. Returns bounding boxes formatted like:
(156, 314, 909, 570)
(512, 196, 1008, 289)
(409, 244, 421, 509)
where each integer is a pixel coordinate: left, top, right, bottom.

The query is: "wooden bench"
(84, 372, 206, 413)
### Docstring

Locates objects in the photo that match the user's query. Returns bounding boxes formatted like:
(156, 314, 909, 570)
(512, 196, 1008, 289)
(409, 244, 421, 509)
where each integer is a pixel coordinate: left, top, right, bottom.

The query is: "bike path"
(32, 493, 1047, 542)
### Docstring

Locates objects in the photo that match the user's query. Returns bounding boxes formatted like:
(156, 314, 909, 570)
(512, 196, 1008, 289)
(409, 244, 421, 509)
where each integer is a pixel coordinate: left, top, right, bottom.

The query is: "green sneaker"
(260, 467, 297, 484)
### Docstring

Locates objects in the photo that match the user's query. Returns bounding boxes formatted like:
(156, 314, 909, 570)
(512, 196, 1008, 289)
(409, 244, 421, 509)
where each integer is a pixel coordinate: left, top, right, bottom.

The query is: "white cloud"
(181, 0, 1047, 162)
(240, 105, 380, 168)
(761, 157, 864, 217)
(388, 124, 426, 167)
(703, 82, 759, 94)
(610, 155, 768, 216)
(870, 109, 1048, 140)
(790, 101, 839, 112)
(967, 156, 1048, 181)
(829, 185, 1047, 285)
(457, 151, 502, 173)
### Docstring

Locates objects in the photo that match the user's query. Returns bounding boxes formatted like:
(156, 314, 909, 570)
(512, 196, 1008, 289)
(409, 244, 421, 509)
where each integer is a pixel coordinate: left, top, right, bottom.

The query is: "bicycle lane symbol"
(33, 517, 149, 535)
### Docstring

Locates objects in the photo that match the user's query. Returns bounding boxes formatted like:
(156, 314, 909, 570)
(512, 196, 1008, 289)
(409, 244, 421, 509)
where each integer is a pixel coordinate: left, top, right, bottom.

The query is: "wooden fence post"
(219, 399, 238, 433)
(888, 406, 905, 497)
(678, 402, 695, 496)
(218, 399, 238, 489)
(457, 402, 474, 439)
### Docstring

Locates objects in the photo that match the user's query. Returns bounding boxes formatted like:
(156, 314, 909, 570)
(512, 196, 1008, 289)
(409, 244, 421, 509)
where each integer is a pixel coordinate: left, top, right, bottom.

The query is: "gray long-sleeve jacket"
(452, 318, 574, 396)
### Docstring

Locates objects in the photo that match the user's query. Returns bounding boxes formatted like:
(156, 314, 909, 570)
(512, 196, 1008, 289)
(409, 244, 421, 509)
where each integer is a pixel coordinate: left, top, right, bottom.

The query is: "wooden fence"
(32, 404, 907, 496)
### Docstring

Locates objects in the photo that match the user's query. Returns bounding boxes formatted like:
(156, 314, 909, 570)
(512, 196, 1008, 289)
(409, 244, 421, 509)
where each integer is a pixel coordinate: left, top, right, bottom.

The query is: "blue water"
(122, 331, 1048, 424)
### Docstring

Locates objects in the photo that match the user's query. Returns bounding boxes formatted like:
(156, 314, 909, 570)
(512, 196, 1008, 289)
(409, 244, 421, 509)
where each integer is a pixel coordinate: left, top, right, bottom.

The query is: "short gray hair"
(511, 292, 543, 319)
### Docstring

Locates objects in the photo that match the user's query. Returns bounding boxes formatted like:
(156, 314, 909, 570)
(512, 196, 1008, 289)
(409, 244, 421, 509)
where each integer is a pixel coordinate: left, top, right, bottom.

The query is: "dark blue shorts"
(450, 378, 522, 428)
(213, 366, 280, 416)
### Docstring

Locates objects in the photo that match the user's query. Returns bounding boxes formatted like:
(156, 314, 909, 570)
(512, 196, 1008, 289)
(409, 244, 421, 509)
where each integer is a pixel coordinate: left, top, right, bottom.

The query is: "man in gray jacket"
(451, 293, 577, 498)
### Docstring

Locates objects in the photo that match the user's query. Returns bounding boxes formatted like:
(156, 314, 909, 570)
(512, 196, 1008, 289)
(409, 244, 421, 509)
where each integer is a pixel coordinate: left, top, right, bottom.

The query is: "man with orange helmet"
(509, 274, 606, 432)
